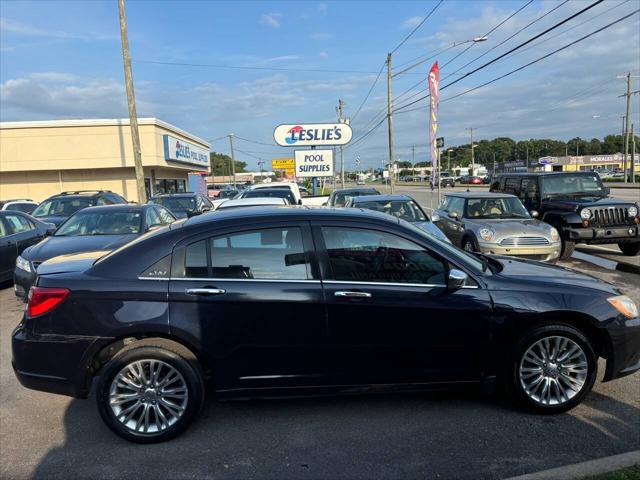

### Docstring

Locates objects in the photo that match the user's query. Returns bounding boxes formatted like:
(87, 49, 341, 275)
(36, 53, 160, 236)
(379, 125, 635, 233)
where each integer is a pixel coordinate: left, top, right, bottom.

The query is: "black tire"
(559, 237, 575, 260)
(508, 324, 597, 414)
(96, 343, 204, 443)
(462, 235, 479, 252)
(618, 242, 640, 256)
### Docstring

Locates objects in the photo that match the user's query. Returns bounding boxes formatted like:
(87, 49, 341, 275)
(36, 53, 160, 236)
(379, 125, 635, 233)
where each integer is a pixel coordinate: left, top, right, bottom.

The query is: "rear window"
(32, 197, 93, 217)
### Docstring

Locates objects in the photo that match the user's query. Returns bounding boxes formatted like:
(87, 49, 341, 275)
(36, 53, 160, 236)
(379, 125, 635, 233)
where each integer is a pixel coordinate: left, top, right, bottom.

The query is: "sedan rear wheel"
(510, 324, 596, 413)
(97, 344, 204, 443)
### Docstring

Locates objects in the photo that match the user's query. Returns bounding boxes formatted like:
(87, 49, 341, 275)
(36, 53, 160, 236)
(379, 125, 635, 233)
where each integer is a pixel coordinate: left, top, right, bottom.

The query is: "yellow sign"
(271, 158, 294, 169)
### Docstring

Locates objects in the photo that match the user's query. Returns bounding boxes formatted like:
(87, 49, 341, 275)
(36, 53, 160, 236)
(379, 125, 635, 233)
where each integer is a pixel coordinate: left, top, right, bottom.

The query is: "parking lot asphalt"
(1, 250, 639, 480)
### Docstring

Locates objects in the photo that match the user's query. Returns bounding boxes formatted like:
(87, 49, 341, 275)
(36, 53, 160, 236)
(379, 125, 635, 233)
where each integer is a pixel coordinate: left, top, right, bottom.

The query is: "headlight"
(479, 228, 495, 241)
(550, 227, 559, 242)
(628, 206, 638, 217)
(607, 295, 639, 319)
(580, 208, 592, 220)
(16, 256, 32, 273)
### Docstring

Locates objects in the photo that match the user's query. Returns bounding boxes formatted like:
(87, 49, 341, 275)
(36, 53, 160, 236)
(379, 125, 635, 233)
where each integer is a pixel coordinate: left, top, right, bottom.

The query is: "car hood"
(542, 196, 634, 210)
(37, 250, 110, 276)
(493, 255, 617, 295)
(414, 221, 451, 243)
(466, 218, 554, 238)
(22, 234, 137, 262)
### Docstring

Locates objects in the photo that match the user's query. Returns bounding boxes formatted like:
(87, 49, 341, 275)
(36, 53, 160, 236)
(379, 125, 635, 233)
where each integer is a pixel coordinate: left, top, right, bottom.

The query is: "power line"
(233, 135, 277, 146)
(133, 59, 428, 76)
(391, 0, 444, 54)
(440, 0, 535, 69)
(393, 0, 607, 113)
(441, 9, 640, 104)
(351, 61, 386, 122)
(344, 115, 388, 150)
(445, 0, 571, 78)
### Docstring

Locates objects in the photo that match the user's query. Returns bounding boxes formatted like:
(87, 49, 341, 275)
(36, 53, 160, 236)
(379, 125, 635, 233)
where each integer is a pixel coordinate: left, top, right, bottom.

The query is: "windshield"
(55, 210, 142, 236)
(540, 174, 605, 198)
(357, 200, 428, 222)
(465, 197, 530, 219)
(150, 197, 196, 213)
(32, 197, 93, 218)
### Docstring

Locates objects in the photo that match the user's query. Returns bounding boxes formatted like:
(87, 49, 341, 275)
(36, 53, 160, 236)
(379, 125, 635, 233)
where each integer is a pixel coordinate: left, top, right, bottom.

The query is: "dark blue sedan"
(13, 204, 176, 299)
(11, 207, 640, 443)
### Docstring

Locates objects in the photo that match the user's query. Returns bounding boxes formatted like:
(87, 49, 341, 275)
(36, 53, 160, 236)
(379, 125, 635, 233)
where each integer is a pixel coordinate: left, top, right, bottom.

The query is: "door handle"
(334, 291, 372, 298)
(185, 288, 226, 296)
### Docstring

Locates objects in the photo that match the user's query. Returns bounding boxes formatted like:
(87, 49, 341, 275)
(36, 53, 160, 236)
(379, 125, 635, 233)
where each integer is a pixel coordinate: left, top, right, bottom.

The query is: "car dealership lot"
(1, 250, 639, 480)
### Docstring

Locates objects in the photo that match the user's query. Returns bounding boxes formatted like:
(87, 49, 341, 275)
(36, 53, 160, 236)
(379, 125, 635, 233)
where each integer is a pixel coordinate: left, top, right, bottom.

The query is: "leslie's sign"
(274, 123, 352, 147)
(163, 135, 209, 168)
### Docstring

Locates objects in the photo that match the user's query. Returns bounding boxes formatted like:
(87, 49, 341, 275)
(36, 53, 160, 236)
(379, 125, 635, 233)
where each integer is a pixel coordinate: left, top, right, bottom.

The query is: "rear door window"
(4, 214, 35, 234)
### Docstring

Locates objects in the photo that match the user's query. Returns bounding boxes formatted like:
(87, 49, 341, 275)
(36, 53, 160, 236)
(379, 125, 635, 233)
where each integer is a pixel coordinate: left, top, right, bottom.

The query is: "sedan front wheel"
(510, 324, 597, 413)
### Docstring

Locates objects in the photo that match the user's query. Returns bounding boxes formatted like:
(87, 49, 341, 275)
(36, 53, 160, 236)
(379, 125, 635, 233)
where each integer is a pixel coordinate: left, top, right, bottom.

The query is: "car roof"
(444, 192, 517, 198)
(332, 188, 379, 194)
(48, 190, 112, 198)
(185, 205, 401, 227)
(350, 194, 412, 202)
(151, 193, 197, 198)
(218, 198, 287, 208)
(66, 204, 147, 213)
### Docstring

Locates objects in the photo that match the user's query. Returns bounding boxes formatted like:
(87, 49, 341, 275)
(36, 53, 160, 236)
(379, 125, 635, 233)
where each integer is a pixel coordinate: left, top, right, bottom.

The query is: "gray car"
(345, 194, 450, 243)
(434, 192, 561, 262)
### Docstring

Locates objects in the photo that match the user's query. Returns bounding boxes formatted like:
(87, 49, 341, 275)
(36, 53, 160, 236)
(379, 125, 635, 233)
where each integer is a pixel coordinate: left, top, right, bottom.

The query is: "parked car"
(435, 192, 561, 262)
(235, 187, 296, 205)
(326, 187, 381, 207)
(206, 184, 236, 198)
(215, 198, 288, 210)
(490, 172, 640, 258)
(459, 176, 483, 185)
(248, 182, 303, 205)
(440, 177, 455, 188)
(1, 199, 39, 214)
(345, 194, 450, 243)
(30, 191, 128, 227)
(149, 193, 213, 219)
(0, 211, 55, 284)
(13, 204, 176, 299)
(12, 207, 640, 443)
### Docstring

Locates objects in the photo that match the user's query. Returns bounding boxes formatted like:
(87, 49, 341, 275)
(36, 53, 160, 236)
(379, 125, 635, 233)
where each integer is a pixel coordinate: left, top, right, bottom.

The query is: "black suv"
(490, 172, 639, 258)
(31, 190, 128, 227)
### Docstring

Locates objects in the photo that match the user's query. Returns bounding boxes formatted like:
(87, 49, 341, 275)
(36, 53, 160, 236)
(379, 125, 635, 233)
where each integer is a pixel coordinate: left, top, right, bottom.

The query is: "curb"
(505, 450, 640, 480)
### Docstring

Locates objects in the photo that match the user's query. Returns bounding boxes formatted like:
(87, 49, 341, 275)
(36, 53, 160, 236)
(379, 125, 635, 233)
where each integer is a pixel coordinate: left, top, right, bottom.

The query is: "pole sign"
(274, 123, 352, 147)
(428, 61, 440, 186)
(436, 137, 444, 149)
(294, 150, 334, 177)
(271, 158, 295, 176)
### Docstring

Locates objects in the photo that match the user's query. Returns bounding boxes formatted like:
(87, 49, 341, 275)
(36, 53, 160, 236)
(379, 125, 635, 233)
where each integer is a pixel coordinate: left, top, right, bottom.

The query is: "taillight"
(27, 287, 70, 317)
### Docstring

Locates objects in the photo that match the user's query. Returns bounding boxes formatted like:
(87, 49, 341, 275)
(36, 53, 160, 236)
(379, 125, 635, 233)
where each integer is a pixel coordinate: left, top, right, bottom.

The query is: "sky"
(1, 0, 639, 171)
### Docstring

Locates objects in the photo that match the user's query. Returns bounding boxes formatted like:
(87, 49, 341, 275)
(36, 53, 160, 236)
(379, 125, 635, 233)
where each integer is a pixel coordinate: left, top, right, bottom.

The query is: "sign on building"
(163, 135, 210, 168)
(436, 137, 444, 148)
(294, 150, 334, 177)
(271, 158, 295, 177)
(274, 123, 352, 147)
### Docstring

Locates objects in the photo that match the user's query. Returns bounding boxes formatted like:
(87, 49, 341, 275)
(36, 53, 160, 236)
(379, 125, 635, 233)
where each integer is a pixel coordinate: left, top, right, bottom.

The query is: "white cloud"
(266, 55, 302, 63)
(0, 17, 116, 41)
(402, 16, 424, 29)
(260, 13, 282, 28)
(29, 72, 78, 83)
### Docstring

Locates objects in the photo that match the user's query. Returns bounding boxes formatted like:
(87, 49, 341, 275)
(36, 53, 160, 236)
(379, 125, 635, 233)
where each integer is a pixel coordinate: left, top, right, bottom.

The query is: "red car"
(460, 175, 484, 185)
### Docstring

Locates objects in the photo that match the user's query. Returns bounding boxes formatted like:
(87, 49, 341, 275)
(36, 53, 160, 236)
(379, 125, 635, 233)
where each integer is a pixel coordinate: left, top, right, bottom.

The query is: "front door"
(0, 218, 17, 280)
(314, 224, 493, 386)
(168, 222, 329, 391)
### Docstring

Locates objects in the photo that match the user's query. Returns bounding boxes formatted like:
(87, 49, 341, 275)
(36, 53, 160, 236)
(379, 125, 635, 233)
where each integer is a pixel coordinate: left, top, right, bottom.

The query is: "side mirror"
(530, 210, 539, 218)
(430, 213, 440, 222)
(45, 225, 57, 236)
(604, 187, 610, 195)
(447, 269, 468, 290)
(448, 211, 459, 220)
(202, 206, 211, 212)
(298, 199, 302, 205)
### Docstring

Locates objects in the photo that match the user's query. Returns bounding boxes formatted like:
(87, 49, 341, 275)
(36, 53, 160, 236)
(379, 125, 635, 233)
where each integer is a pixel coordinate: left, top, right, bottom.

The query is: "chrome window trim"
(323, 280, 478, 289)
(147, 277, 321, 284)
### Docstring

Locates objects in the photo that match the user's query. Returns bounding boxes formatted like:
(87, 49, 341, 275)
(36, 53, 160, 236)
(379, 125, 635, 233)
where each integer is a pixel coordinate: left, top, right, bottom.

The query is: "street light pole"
(118, 0, 146, 203)
(387, 53, 395, 194)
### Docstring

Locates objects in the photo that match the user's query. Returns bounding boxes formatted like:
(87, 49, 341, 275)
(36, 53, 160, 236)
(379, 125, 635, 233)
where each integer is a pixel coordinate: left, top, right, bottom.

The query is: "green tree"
(209, 152, 247, 176)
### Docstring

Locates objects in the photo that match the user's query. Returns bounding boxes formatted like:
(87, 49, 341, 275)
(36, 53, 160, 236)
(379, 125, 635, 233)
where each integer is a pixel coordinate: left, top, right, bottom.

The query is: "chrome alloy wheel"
(519, 336, 588, 406)
(109, 359, 189, 434)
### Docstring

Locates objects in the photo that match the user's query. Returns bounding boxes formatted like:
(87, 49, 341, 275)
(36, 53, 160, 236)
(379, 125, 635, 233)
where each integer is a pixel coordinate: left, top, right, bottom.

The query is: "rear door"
(0, 218, 17, 280)
(168, 221, 329, 390)
(3, 213, 43, 254)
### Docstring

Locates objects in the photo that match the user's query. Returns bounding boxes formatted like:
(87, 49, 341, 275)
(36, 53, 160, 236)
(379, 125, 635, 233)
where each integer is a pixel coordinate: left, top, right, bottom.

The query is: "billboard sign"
(163, 135, 209, 168)
(294, 149, 334, 177)
(274, 123, 352, 147)
(271, 158, 295, 177)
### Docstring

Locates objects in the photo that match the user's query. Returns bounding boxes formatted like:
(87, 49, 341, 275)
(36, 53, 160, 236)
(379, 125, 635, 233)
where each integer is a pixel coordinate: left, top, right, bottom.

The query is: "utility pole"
(118, 0, 146, 203)
(412, 145, 415, 180)
(387, 53, 395, 194)
(447, 149, 453, 173)
(618, 73, 640, 182)
(631, 123, 636, 183)
(466, 127, 476, 176)
(336, 99, 346, 188)
(228, 134, 236, 187)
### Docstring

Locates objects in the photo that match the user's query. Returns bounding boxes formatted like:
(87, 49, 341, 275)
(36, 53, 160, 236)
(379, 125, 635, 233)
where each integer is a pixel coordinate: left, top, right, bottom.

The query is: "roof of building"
(0, 118, 209, 148)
